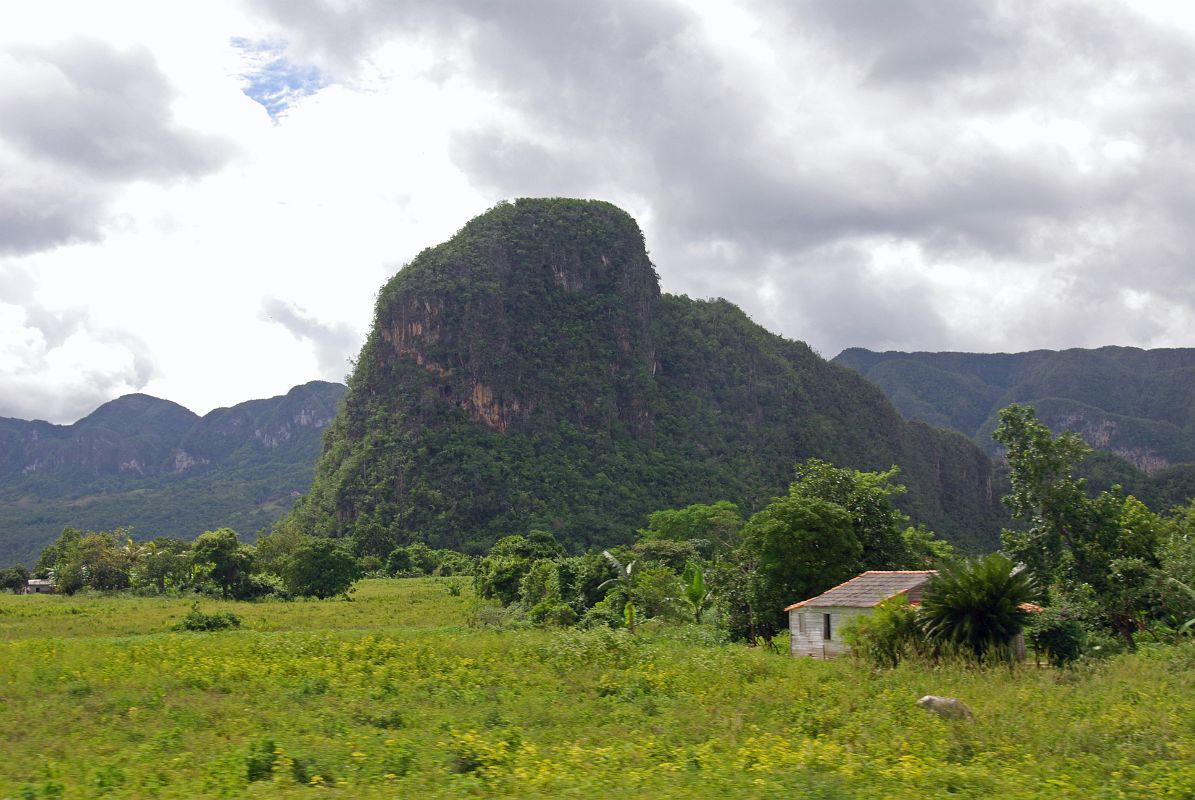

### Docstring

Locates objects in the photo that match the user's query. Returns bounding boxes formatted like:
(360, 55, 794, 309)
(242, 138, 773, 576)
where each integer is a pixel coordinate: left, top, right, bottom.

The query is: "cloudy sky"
(2, 0, 1195, 423)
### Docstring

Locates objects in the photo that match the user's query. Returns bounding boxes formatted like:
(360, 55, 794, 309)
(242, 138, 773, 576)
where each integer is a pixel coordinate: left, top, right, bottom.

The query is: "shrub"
(635, 565, 685, 621)
(474, 555, 532, 606)
(358, 555, 384, 575)
(282, 537, 361, 599)
(245, 738, 278, 782)
(528, 600, 578, 627)
(1027, 603, 1088, 667)
(518, 559, 563, 608)
(435, 550, 475, 576)
(233, 572, 289, 601)
(174, 603, 241, 631)
(581, 597, 625, 629)
(842, 595, 926, 668)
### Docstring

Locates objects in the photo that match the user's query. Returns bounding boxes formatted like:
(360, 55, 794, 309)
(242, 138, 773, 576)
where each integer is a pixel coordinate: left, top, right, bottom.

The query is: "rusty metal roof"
(784, 571, 937, 611)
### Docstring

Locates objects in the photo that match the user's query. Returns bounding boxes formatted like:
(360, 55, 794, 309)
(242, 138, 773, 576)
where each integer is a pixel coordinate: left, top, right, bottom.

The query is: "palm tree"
(920, 554, 1037, 662)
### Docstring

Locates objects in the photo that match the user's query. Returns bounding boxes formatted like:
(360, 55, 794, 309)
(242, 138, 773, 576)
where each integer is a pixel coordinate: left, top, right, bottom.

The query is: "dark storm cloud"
(261, 298, 360, 381)
(252, 0, 1195, 353)
(0, 39, 234, 255)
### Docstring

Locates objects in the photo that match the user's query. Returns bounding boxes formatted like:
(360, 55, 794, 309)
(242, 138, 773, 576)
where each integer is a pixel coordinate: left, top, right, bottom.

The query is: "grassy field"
(1, 579, 1193, 798)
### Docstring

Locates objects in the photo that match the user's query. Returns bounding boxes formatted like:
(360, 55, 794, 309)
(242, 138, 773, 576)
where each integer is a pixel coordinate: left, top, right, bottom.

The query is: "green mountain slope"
(0, 381, 346, 565)
(833, 346, 1195, 509)
(291, 199, 1005, 553)
(834, 346, 1195, 468)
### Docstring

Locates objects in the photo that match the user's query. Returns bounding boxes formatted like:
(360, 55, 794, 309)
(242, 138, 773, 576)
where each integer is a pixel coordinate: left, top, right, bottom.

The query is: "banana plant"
(1168, 577, 1195, 636)
(680, 561, 713, 624)
(598, 550, 638, 633)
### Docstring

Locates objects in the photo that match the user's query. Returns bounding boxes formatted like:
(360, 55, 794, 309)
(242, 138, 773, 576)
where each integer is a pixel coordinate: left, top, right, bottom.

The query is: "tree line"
(5, 403, 1192, 669)
(2, 526, 362, 601)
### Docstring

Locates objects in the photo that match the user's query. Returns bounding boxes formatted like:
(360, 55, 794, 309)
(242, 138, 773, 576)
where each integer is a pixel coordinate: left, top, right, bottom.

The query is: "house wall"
(789, 607, 868, 659)
(788, 607, 1033, 662)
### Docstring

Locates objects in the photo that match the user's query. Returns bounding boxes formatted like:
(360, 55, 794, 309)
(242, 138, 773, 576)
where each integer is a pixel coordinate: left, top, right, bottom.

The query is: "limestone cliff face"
(355, 198, 659, 438)
(296, 199, 1006, 553)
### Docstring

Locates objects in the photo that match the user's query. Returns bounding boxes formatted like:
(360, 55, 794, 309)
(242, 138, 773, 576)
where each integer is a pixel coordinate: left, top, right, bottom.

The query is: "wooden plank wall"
(789, 607, 867, 659)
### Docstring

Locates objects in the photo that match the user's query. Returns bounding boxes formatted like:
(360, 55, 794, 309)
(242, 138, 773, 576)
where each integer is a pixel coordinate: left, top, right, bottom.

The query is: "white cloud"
(2, 0, 1195, 422)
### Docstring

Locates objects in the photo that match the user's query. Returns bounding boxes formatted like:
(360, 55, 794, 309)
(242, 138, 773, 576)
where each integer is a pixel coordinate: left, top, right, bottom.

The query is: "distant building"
(785, 570, 1036, 660)
(786, 571, 936, 659)
(24, 578, 55, 594)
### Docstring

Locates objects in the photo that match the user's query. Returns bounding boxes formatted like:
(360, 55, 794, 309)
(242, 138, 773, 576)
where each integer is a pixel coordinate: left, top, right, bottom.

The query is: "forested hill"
(0, 381, 345, 564)
(832, 346, 1195, 507)
(290, 198, 1006, 554)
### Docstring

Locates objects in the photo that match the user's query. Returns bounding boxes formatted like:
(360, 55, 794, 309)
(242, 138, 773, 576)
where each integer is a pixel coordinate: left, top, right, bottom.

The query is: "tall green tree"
(994, 405, 1097, 578)
(637, 501, 745, 554)
(0, 565, 29, 594)
(789, 459, 916, 569)
(993, 404, 1165, 647)
(740, 494, 860, 637)
(48, 530, 135, 594)
(1161, 500, 1195, 631)
(129, 538, 191, 594)
(35, 526, 83, 579)
(254, 523, 305, 576)
(191, 528, 253, 600)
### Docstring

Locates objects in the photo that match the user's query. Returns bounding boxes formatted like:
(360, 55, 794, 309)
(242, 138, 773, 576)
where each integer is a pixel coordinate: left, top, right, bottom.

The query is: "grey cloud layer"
(0, 39, 234, 255)
(0, 266, 157, 422)
(252, 1, 1195, 354)
(261, 298, 358, 382)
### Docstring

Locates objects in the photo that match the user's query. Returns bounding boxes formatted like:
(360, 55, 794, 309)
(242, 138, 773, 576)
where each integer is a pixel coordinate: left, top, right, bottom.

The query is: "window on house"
(798, 612, 806, 634)
(823, 613, 832, 640)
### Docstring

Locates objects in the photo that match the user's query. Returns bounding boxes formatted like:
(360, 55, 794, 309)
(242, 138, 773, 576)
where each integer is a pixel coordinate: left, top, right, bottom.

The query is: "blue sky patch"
(231, 37, 327, 121)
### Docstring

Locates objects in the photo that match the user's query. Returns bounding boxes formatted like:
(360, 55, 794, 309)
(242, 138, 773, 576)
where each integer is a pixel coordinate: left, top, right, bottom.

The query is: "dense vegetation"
(4, 401, 1193, 796)
(0, 381, 345, 565)
(833, 347, 1195, 504)
(994, 405, 1195, 653)
(20, 523, 359, 602)
(290, 199, 1005, 557)
(3, 578, 1193, 798)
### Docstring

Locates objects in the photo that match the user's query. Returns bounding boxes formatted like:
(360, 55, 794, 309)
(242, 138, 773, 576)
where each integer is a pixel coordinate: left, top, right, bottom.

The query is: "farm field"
(1, 579, 1193, 799)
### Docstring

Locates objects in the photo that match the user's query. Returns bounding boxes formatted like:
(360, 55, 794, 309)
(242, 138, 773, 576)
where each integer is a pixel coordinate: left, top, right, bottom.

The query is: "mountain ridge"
(833, 345, 1195, 470)
(832, 346, 1195, 511)
(0, 380, 346, 564)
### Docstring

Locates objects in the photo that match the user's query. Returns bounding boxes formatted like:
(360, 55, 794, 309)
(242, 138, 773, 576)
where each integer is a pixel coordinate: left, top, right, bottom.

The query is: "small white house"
(786, 570, 1037, 660)
(786, 571, 936, 659)
(24, 578, 55, 594)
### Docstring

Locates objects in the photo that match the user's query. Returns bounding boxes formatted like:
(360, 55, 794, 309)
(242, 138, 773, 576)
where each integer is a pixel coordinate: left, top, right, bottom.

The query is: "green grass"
(2, 579, 1193, 798)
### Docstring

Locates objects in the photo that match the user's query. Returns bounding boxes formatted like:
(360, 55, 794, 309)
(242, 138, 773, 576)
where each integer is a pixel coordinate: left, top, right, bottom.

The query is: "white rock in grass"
(917, 695, 975, 720)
